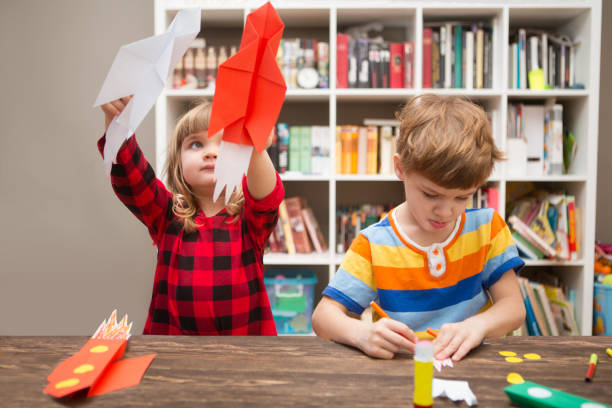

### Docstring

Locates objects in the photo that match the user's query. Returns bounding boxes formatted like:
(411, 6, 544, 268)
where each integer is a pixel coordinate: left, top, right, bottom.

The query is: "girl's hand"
(101, 96, 133, 131)
(355, 318, 417, 359)
(433, 319, 486, 361)
(265, 128, 276, 149)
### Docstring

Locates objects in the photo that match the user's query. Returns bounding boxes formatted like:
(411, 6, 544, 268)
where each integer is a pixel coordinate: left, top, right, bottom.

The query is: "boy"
(312, 94, 526, 361)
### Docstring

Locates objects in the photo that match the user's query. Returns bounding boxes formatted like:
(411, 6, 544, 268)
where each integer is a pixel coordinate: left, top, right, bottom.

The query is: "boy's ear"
(393, 153, 404, 179)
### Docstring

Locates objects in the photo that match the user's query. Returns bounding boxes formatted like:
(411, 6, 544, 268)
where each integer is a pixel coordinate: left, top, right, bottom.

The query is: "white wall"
(0, 0, 155, 334)
(596, 1, 612, 242)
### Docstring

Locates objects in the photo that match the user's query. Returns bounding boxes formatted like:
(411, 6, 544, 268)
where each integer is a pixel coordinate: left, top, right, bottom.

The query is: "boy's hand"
(101, 96, 133, 131)
(433, 319, 486, 361)
(356, 318, 417, 359)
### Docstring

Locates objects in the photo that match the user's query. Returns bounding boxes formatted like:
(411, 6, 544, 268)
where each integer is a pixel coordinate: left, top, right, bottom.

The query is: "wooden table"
(2, 336, 611, 407)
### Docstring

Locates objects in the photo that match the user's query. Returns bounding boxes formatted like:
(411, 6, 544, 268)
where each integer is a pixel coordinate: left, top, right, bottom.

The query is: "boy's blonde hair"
(164, 100, 244, 232)
(395, 94, 503, 189)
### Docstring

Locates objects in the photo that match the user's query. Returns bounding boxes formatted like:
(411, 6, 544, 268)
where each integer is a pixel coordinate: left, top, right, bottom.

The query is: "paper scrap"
(433, 378, 478, 406)
(94, 8, 200, 174)
(433, 358, 454, 372)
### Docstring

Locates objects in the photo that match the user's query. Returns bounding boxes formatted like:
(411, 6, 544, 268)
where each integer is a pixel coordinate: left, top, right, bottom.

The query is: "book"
(533, 282, 560, 336)
(422, 28, 433, 88)
(379, 125, 394, 175)
(454, 25, 462, 88)
(513, 231, 545, 260)
(284, 197, 313, 254)
(276, 123, 289, 173)
(443, 23, 452, 89)
(518, 277, 542, 336)
(431, 29, 441, 88)
(519, 277, 547, 335)
(566, 195, 577, 259)
(278, 200, 296, 254)
(366, 126, 378, 175)
(464, 29, 474, 89)
(389, 42, 404, 88)
(357, 126, 368, 174)
(475, 27, 484, 89)
(522, 105, 545, 176)
(301, 206, 328, 253)
(509, 215, 557, 258)
(404, 42, 414, 88)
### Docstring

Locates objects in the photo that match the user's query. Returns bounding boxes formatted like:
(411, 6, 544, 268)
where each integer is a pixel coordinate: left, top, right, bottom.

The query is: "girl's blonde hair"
(164, 100, 244, 232)
(395, 94, 504, 189)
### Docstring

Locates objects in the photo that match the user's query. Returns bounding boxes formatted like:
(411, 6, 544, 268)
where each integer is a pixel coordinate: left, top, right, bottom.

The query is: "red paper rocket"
(207, 1, 286, 153)
(206, 2, 287, 202)
(44, 310, 155, 399)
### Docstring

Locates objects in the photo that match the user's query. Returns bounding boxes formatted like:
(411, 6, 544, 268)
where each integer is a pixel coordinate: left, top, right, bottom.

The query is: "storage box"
(264, 270, 317, 334)
(593, 283, 612, 335)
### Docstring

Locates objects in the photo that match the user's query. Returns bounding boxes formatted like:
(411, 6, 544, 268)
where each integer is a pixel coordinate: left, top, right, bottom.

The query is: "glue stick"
(414, 340, 434, 408)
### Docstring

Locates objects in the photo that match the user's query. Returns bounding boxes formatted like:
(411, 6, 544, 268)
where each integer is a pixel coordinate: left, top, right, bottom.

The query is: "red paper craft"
(207, 1, 287, 154)
(44, 310, 155, 399)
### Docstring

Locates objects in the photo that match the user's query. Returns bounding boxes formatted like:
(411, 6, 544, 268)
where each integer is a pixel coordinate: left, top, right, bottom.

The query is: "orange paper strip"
(87, 354, 156, 396)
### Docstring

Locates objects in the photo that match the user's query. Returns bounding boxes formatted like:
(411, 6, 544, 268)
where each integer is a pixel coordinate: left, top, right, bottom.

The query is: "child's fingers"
(451, 340, 473, 361)
(378, 319, 416, 352)
(436, 333, 464, 360)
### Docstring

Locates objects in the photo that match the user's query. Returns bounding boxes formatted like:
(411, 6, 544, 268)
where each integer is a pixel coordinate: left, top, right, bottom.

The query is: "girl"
(99, 97, 284, 335)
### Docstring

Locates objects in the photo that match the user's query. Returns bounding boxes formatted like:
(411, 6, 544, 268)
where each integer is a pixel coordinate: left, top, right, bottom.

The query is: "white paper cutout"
(93, 8, 200, 174)
(213, 141, 253, 203)
(433, 378, 478, 406)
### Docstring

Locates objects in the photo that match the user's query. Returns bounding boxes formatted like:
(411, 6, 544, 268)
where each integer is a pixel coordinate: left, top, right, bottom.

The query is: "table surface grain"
(1, 335, 611, 407)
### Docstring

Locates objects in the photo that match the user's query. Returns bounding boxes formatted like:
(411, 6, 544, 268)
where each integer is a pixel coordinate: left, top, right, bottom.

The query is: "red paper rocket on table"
(44, 310, 155, 399)
(207, 1, 287, 203)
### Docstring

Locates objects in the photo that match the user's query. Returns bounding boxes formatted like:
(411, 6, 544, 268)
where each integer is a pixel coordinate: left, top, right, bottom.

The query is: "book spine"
(404, 42, 414, 88)
(278, 200, 296, 254)
(389, 43, 404, 88)
(285, 197, 312, 253)
(422, 28, 433, 88)
(454, 25, 463, 88)
(336, 33, 349, 88)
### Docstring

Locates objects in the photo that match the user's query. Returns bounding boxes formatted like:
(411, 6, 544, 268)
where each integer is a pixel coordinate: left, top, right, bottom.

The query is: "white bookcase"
(154, 0, 601, 335)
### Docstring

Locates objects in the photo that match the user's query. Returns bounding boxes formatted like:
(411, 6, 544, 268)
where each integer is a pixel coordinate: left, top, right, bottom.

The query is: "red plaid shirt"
(98, 135, 283, 335)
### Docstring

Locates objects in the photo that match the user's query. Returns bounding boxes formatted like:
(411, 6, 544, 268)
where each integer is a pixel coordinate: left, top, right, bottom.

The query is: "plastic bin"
(264, 270, 317, 334)
(593, 283, 612, 335)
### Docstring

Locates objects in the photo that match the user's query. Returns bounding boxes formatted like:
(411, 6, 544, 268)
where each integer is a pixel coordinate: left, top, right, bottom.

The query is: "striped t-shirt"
(323, 207, 524, 332)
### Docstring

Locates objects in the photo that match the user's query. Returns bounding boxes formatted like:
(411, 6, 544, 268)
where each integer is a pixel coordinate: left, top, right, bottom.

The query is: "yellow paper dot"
(89, 345, 109, 353)
(55, 378, 79, 389)
(507, 372, 524, 384)
(505, 356, 523, 363)
(499, 351, 517, 357)
(73, 364, 95, 374)
(524, 353, 541, 360)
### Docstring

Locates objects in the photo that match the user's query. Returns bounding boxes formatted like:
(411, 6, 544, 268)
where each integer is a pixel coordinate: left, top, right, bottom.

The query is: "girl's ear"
(393, 153, 404, 180)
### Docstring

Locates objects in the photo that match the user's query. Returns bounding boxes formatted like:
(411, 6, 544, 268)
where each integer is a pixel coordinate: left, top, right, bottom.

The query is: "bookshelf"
(154, 1, 601, 335)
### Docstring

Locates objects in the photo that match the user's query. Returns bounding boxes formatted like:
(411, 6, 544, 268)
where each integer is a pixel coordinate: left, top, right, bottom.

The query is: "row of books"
(423, 23, 493, 89)
(507, 102, 574, 177)
(467, 187, 499, 212)
(269, 197, 328, 254)
(267, 124, 331, 175)
(515, 275, 579, 336)
(335, 119, 399, 175)
(172, 39, 235, 90)
(277, 38, 329, 89)
(336, 34, 414, 89)
(336, 204, 394, 254)
(510, 29, 579, 90)
(507, 184, 579, 261)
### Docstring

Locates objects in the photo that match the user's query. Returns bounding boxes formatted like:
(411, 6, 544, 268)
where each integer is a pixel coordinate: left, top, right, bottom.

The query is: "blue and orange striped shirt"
(323, 207, 524, 331)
